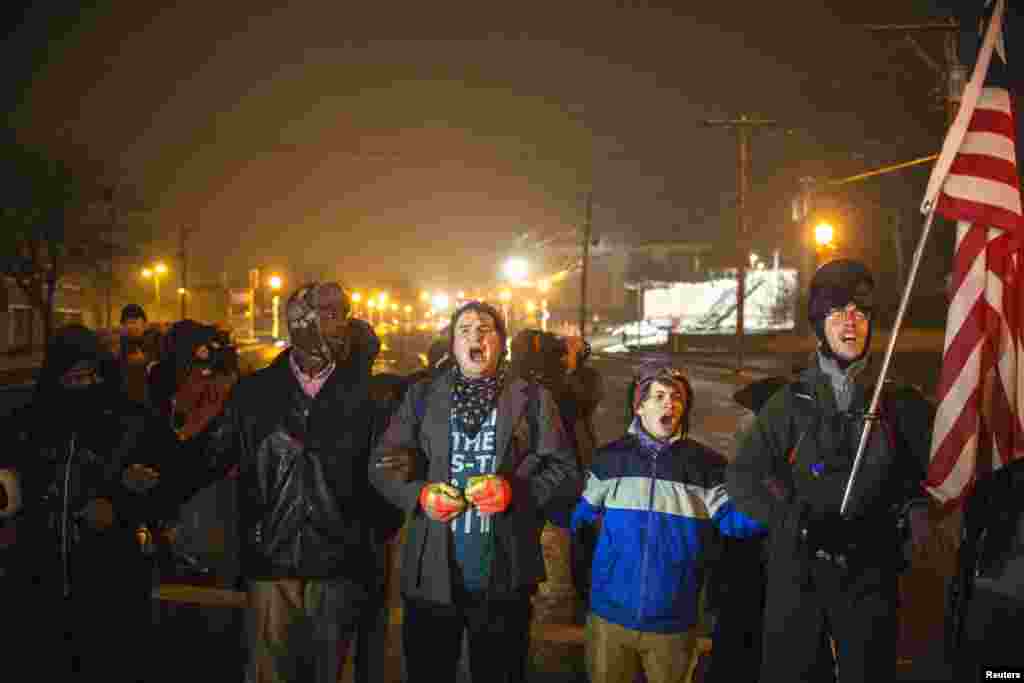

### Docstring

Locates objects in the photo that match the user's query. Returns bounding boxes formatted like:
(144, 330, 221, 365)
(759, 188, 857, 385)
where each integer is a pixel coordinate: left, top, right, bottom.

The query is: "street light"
(432, 293, 450, 311)
(142, 262, 169, 319)
(814, 222, 835, 250)
(503, 257, 529, 283)
(268, 275, 283, 338)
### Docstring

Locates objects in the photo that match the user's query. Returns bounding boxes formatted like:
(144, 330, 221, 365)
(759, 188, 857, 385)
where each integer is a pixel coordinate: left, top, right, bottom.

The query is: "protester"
(148, 282, 399, 683)
(5, 324, 165, 682)
(118, 303, 161, 405)
(949, 456, 1024, 678)
(727, 259, 935, 683)
(369, 300, 579, 683)
(573, 362, 764, 683)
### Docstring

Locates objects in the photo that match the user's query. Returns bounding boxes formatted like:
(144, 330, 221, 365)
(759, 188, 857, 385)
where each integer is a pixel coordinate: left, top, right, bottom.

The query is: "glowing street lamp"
(432, 293, 450, 310)
(503, 257, 529, 283)
(814, 222, 835, 250)
(266, 275, 284, 338)
(141, 262, 169, 317)
(537, 279, 551, 294)
(419, 291, 430, 303)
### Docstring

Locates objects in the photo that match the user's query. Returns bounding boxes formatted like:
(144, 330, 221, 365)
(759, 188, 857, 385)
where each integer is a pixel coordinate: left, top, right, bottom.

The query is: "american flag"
(924, 0, 1023, 505)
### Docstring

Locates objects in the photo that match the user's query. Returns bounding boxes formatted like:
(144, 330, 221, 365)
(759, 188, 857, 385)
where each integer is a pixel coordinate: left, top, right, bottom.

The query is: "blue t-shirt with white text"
(449, 408, 498, 592)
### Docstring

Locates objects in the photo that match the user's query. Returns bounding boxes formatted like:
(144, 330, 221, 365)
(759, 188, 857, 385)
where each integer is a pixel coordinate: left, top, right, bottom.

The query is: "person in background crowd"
(507, 329, 605, 615)
(370, 300, 579, 683)
(573, 362, 764, 683)
(118, 304, 161, 405)
(359, 371, 415, 683)
(948, 456, 1024, 678)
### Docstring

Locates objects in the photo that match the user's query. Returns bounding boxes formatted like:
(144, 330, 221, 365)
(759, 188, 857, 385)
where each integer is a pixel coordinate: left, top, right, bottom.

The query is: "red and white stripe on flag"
(926, 10, 1024, 505)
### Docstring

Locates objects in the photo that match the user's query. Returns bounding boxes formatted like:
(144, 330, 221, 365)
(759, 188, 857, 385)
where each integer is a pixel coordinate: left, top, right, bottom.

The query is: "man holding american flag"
(727, 256, 936, 683)
(922, 0, 1024, 678)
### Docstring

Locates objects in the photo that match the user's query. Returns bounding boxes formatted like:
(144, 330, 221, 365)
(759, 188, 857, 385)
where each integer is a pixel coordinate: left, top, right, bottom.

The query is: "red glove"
(465, 475, 512, 514)
(419, 483, 467, 522)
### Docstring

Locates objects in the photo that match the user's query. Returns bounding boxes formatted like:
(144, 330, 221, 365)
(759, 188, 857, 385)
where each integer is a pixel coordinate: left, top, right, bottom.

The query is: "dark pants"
(403, 589, 533, 683)
(14, 534, 154, 682)
(761, 559, 897, 683)
(706, 541, 835, 683)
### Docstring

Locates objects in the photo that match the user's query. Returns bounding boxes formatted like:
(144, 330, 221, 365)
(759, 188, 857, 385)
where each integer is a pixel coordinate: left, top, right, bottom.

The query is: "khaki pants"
(246, 577, 368, 683)
(585, 613, 697, 683)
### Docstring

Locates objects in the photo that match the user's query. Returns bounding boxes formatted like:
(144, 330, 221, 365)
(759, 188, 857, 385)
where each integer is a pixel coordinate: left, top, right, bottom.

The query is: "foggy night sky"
(3, 1, 959, 289)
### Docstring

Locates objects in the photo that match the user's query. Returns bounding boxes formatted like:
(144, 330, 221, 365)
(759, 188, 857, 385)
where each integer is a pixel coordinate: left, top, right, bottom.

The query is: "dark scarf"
(451, 365, 506, 437)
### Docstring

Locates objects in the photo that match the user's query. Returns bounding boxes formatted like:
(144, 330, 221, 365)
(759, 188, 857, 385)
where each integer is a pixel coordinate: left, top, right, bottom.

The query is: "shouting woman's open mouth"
(469, 346, 485, 363)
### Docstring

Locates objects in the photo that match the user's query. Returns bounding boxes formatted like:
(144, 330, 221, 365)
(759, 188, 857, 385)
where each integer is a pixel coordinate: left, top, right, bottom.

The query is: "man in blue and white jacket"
(572, 363, 765, 683)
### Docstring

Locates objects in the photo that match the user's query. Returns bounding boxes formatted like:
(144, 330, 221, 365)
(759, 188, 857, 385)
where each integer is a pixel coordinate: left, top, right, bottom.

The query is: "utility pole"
(795, 176, 818, 336)
(579, 191, 594, 341)
(178, 223, 194, 320)
(862, 20, 962, 127)
(701, 115, 778, 372)
(104, 185, 117, 329)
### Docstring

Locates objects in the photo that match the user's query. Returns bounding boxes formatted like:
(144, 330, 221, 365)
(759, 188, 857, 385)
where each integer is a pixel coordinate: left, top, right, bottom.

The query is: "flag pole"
(840, 205, 939, 517)
(841, 0, 1005, 516)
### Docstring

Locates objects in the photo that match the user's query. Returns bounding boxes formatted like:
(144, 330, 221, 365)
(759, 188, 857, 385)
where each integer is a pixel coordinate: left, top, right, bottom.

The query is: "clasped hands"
(419, 475, 512, 522)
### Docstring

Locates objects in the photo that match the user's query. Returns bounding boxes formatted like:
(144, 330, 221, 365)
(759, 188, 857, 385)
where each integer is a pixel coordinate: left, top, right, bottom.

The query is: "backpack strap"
(786, 379, 820, 467)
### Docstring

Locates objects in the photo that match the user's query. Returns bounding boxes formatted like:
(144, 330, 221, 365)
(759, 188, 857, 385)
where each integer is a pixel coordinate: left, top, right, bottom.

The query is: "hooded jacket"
(10, 325, 158, 594)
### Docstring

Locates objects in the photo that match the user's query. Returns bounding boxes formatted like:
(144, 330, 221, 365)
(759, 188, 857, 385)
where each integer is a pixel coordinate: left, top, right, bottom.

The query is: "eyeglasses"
(826, 304, 871, 322)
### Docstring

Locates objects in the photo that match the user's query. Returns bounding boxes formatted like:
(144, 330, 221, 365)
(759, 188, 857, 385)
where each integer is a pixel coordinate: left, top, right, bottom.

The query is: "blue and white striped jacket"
(571, 429, 765, 634)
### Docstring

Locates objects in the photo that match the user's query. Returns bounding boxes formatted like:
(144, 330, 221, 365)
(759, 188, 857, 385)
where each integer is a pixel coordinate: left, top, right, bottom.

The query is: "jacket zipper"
(61, 434, 78, 599)
(636, 450, 658, 623)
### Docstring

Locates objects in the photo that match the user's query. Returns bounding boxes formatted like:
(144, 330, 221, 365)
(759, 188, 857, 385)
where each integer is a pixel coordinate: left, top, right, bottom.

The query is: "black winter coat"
(161, 338, 397, 587)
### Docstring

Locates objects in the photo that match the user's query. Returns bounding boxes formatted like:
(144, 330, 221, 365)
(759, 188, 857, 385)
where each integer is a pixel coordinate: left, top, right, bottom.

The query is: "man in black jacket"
(158, 282, 401, 683)
(726, 260, 934, 683)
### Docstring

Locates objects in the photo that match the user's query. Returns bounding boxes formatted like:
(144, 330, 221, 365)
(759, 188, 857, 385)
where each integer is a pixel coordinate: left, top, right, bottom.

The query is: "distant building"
(1, 276, 90, 352)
